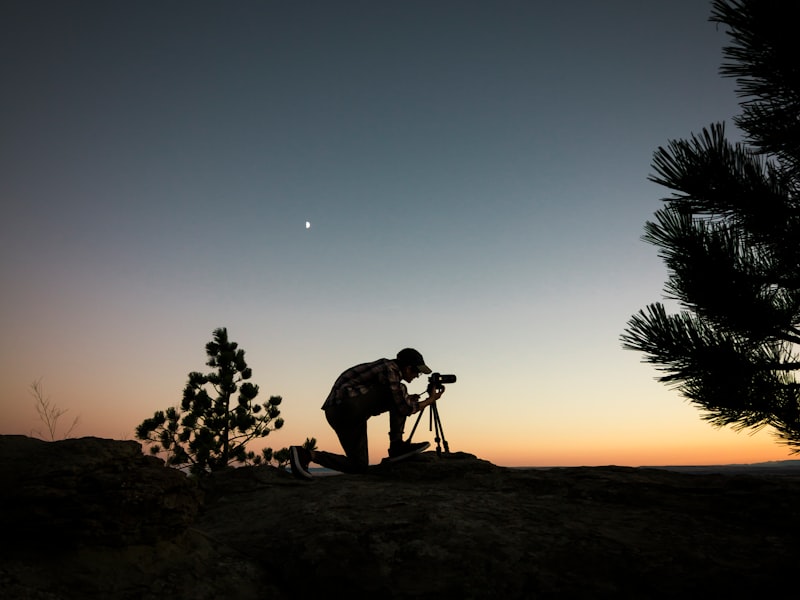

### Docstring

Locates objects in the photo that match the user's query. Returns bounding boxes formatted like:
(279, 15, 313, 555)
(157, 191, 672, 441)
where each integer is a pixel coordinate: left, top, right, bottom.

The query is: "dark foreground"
(2, 435, 799, 599)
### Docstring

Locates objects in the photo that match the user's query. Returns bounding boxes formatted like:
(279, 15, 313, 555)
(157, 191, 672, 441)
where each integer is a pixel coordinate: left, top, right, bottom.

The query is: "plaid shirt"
(322, 358, 420, 416)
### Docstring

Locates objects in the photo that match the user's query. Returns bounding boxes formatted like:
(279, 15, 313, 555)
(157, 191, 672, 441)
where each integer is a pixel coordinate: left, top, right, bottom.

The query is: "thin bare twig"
(30, 378, 79, 440)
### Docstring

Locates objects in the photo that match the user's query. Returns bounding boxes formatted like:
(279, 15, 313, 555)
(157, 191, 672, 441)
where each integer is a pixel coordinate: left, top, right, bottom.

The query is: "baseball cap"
(396, 348, 432, 374)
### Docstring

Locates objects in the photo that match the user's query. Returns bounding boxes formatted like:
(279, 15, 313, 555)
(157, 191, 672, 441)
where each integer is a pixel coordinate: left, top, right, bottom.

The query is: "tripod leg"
(432, 403, 449, 455)
(407, 407, 425, 443)
(430, 404, 441, 454)
(406, 408, 425, 442)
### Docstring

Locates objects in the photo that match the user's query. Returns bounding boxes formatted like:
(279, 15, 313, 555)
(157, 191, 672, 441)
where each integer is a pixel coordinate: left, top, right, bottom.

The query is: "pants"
(312, 388, 407, 474)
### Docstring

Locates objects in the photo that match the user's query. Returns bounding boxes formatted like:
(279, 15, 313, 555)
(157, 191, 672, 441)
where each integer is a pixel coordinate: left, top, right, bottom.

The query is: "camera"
(427, 372, 456, 394)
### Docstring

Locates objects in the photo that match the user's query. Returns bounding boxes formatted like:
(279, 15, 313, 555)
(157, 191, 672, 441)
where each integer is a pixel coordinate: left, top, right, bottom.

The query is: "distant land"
(306, 459, 800, 477)
(644, 459, 800, 475)
(511, 459, 800, 475)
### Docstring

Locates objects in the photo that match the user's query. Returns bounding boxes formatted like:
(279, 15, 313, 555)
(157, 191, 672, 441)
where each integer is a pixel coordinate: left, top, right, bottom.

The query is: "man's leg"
(310, 390, 383, 474)
(385, 403, 430, 461)
(311, 409, 370, 474)
(387, 404, 408, 445)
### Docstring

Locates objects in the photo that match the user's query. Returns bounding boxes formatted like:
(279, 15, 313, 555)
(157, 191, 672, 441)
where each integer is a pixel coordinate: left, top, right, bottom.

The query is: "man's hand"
(419, 385, 445, 409)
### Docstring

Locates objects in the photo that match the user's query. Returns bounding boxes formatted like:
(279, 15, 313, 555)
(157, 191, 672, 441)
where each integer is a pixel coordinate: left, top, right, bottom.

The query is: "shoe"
(289, 446, 313, 480)
(386, 440, 430, 463)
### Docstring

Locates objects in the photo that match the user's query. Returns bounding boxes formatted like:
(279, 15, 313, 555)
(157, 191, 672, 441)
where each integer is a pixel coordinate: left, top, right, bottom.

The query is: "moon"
(305, 221, 311, 229)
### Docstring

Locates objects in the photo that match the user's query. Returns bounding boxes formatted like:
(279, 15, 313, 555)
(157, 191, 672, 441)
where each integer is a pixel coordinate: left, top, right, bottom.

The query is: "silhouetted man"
(289, 348, 445, 479)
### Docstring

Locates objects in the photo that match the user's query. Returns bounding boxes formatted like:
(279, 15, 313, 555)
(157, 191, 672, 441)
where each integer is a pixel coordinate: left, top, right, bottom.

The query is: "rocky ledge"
(2, 435, 799, 599)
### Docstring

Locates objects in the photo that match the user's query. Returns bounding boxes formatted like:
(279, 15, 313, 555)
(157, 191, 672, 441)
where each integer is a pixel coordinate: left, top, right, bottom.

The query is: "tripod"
(407, 397, 449, 456)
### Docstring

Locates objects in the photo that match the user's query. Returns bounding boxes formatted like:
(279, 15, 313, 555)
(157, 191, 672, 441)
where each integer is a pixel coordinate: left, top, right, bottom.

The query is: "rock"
(2, 436, 799, 599)
(0, 436, 273, 600)
(0, 435, 200, 547)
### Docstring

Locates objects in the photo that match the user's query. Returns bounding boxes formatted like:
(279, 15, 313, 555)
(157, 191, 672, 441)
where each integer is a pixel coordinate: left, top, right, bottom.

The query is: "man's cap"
(396, 348, 432, 374)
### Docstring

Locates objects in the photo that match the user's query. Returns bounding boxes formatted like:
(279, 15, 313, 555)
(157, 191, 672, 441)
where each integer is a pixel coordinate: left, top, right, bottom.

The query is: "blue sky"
(1, 0, 791, 466)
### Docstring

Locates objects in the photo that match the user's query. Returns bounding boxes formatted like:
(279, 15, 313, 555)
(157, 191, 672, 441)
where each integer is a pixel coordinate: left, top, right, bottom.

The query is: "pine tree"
(136, 327, 285, 474)
(620, 0, 800, 450)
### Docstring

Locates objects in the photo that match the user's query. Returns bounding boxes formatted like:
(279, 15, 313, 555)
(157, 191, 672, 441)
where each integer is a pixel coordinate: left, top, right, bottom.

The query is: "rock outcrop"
(1, 435, 200, 547)
(2, 435, 799, 599)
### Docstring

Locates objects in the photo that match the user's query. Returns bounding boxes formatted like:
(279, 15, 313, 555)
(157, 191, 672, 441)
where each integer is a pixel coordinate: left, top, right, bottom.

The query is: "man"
(289, 348, 445, 479)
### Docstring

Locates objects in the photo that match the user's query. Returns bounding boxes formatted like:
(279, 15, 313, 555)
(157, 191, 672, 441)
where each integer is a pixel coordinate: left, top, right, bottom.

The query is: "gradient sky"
(1, 0, 793, 467)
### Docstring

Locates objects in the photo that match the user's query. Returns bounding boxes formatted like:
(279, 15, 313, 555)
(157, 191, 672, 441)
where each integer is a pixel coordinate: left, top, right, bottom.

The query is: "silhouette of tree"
(621, 0, 800, 450)
(136, 327, 285, 474)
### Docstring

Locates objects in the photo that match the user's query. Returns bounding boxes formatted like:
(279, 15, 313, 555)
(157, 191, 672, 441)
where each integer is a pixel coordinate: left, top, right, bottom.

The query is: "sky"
(1, 0, 794, 468)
